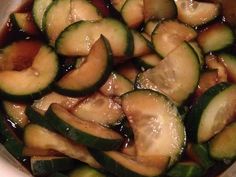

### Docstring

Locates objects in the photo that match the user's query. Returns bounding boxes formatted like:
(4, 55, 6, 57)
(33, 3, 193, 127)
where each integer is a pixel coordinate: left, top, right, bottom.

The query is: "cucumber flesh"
(121, 89, 186, 165)
(55, 35, 112, 96)
(186, 82, 236, 143)
(46, 103, 123, 150)
(24, 124, 100, 168)
(209, 121, 236, 160)
(136, 42, 200, 105)
(176, 0, 220, 26)
(69, 165, 106, 177)
(152, 20, 197, 57)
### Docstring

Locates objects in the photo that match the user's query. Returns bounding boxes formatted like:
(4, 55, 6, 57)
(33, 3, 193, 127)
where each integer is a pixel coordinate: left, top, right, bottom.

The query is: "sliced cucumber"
(133, 53, 162, 70)
(32, 92, 80, 112)
(197, 23, 235, 54)
(167, 161, 204, 177)
(132, 30, 152, 57)
(144, 20, 158, 36)
(0, 113, 24, 161)
(152, 20, 197, 57)
(136, 42, 200, 105)
(121, 89, 186, 165)
(89, 150, 169, 177)
(121, 0, 144, 28)
(100, 72, 133, 97)
(218, 53, 236, 82)
(186, 143, 215, 170)
(24, 124, 100, 168)
(56, 18, 133, 57)
(71, 92, 124, 126)
(46, 103, 123, 150)
(143, 0, 177, 22)
(186, 82, 236, 143)
(2, 101, 28, 128)
(55, 36, 112, 96)
(32, 0, 53, 30)
(175, 0, 220, 27)
(209, 121, 236, 160)
(111, 0, 126, 12)
(31, 156, 75, 176)
(69, 165, 106, 177)
(10, 12, 38, 35)
(189, 42, 204, 68)
(43, 0, 102, 45)
(0, 41, 59, 101)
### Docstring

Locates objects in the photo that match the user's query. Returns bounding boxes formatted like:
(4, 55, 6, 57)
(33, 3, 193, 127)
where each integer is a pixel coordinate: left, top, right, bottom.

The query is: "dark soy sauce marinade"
(0, 0, 236, 177)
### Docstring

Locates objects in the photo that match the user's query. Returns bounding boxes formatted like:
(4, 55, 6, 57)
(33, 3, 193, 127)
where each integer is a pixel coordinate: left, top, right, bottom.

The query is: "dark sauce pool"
(0, 0, 236, 177)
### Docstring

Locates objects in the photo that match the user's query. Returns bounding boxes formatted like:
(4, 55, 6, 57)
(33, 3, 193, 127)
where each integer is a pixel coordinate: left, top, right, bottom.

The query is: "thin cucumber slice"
(197, 23, 235, 54)
(56, 18, 133, 57)
(10, 12, 38, 35)
(71, 92, 124, 126)
(111, 0, 126, 12)
(43, 0, 102, 45)
(32, 0, 53, 30)
(46, 103, 123, 150)
(175, 0, 220, 27)
(121, 89, 186, 165)
(0, 41, 59, 101)
(24, 124, 100, 168)
(31, 156, 75, 176)
(143, 0, 177, 22)
(116, 61, 139, 83)
(121, 0, 144, 28)
(69, 165, 106, 177)
(89, 150, 169, 177)
(55, 35, 112, 97)
(189, 42, 204, 68)
(136, 42, 200, 105)
(209, 121, 236, 160)
(218, 53, 236, 82)
(100, 72, 133, 97)
(152, 20, 197, 57)
(133, 53, 162, 70)
(144, 20, 158, 36)
(2, 101, 28, 128)
(186, 82, 236, 143)
(167, 161, 204, 177)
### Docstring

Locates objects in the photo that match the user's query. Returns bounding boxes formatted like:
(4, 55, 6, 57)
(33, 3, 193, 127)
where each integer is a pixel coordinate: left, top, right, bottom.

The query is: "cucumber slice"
(133, 53, 162, 70)
(136, 42, 200, 105)
(144, 20, 158, 36)
(2, 101, 28, 128)
(218, 53, 236, 82)
(31, 156, 75, 176)
(24, 124, 100, 168)
(0, 41, 59, 101)
(71, 92, 124, 126)
(89, 150, 169, 177)
(121, 0, 144, 28)
(189, 42, 204, 68)
(44, 0, 102, 45)
(100, 72, 133, 97)
(111, 0, 126, 12)
(55, 36, 112, 97)
(143, 0, 177, 22)
(186, 143, 215, 169)
(197, 23, 235, 54)
(152, 20, 197, 57)
(32, 0, 53, 30)
(132, 30, 152, 57)
(167, 161, 204, 177)
(32, 92, 80, 112)
(186, 82, 236, 143)
(69, 165, 106, 177)
(175, 0, 220, 27)
(56, 18, 133, 57)
(0, 113, 24, 161)
(10, 12, 38, 35)
(46, 103, 123, 150)
(121, 89, 186, 165)
(209, 121, 236, 160)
